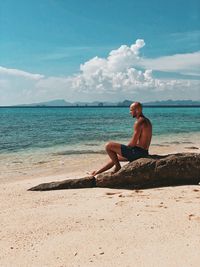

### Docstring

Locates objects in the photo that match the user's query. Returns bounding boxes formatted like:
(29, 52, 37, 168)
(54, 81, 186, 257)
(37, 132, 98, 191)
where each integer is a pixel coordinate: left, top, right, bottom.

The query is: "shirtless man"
(91, 102, 152, 176)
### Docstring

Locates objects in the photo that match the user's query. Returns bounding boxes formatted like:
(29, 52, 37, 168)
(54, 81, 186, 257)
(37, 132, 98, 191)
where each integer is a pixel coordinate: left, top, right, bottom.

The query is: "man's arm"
(127, 120, 143, 147)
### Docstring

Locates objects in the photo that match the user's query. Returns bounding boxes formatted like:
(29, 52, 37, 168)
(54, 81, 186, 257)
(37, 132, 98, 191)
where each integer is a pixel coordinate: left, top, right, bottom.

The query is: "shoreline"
(0, 141, 200, 184)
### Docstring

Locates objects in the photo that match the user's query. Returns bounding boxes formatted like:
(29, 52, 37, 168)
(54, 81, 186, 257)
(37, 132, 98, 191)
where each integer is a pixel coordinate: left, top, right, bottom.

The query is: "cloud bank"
(0, 66, 44, 80)
(67, 39, 199, 96)
(141, 51, 200, 76)
(0, 39, 200, 105)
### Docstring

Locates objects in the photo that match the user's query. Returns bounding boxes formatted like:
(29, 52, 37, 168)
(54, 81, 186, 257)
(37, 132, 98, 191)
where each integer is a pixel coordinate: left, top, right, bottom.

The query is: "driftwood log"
(28, 153, 200, 191)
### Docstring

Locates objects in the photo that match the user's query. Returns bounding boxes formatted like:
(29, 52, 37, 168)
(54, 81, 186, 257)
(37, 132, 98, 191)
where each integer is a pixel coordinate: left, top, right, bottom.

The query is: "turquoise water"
(0, 107, 200, 154)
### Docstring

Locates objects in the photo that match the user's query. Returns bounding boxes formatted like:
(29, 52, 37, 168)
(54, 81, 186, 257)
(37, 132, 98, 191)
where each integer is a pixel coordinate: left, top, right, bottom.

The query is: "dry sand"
(0, 145, 200, 267)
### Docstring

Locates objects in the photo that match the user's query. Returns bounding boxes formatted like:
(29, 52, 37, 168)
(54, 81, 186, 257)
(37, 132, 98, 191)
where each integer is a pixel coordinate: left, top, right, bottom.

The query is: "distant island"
(3, 99, 200, 107)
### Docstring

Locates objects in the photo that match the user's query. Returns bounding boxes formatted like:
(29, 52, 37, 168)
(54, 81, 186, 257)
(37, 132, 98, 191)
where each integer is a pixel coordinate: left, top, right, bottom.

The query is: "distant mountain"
(11, 99, 200, 107)
(74, 101, 115, 106)
(143, 100, 200, 106)
(14, 99, 116, 107)
(15, 99, 73, 107)
(118, 99, 200, 107)
(117, 100, 133, 106)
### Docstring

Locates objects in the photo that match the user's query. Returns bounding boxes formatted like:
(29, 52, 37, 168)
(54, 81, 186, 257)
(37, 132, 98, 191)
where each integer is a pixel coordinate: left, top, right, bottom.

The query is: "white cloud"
(141, 51, 200, 76)
(69, 39, 200, 95)
(70, 39, 151, 93)
(0, 39, 200, 105)
(0, 66, 44, 80)
(0, 79, 9, 89)
(80, 39, 145, 75)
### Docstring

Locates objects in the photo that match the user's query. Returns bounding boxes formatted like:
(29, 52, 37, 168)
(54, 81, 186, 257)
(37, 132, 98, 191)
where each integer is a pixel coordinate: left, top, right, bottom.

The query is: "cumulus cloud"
(70, 39, 150, 92)
(80, 39, 144, 74)
(0, 66, 44, 80)
(68, 39, 200, 95)
(0, 39, 200, 105)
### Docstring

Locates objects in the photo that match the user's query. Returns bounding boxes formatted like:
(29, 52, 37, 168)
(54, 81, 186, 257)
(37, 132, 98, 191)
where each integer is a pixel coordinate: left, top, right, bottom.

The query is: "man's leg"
(105, 141, 124, 173)
(91, 154, 127, 176)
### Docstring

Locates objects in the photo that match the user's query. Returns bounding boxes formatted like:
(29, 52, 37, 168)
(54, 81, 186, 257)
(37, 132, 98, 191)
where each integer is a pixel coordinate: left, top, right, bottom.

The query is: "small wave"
(53, 150, 106, 156)
(163, 141, 194, 145)
(84, 143, 99, 147)
(33, 160, 49, 165)
(163, 141, 181, 144)
(151, 144, 170, 147)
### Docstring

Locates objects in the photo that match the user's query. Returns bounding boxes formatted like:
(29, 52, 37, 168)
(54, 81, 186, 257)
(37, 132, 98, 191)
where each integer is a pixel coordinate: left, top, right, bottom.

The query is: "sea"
(1, 106, 200, 157)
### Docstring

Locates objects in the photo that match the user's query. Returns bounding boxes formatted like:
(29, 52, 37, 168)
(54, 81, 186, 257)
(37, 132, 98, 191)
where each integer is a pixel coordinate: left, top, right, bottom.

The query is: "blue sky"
(0, 0, 200, 105)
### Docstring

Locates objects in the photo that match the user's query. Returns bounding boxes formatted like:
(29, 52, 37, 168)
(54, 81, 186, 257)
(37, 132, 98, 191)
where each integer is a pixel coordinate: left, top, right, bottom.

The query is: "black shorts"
(121, 145, 149, 162)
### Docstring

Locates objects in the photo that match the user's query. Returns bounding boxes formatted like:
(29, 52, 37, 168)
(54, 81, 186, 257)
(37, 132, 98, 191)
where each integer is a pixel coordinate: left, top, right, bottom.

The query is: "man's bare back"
(132, 116, 152, 150)
(91, 102, 152, 176)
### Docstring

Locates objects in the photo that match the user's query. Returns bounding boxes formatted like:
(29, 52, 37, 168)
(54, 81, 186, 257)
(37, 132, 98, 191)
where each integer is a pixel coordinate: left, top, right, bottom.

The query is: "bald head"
(130, 102, 143, 118)
(130, 102, 142, 111)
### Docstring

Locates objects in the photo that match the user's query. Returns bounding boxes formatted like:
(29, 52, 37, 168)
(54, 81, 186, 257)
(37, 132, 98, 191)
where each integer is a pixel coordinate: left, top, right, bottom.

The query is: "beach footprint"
(115, 200, 126, 206)
(189, 214, 200, 222)
(105, 192, 122, 196)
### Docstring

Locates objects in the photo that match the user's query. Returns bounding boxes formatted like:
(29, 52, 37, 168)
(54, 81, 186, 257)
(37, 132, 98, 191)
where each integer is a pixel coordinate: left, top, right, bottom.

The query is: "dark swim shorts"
(121, 145, 149, 162)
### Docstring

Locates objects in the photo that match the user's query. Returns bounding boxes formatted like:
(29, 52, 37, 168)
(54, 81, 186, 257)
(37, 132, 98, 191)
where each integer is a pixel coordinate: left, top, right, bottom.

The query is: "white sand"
(0, 145, 200, 267)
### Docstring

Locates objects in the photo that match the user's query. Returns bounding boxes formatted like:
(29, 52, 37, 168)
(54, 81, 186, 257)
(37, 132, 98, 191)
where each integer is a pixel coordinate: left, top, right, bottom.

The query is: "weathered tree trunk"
(28, 153, 200, 191)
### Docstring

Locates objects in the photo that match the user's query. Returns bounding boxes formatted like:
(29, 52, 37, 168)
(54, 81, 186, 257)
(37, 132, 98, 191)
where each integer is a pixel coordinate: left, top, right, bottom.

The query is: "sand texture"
(0, 148, 200, 267)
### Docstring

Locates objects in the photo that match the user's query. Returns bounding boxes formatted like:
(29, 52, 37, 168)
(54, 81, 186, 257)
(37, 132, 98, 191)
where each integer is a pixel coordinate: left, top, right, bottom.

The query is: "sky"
(0, 0, 200, 105)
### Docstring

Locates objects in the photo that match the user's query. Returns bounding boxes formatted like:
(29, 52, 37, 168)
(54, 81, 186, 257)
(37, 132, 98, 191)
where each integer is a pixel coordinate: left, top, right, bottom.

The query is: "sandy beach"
(1, 0, 200, 264)
(0, 144, 200, 267)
